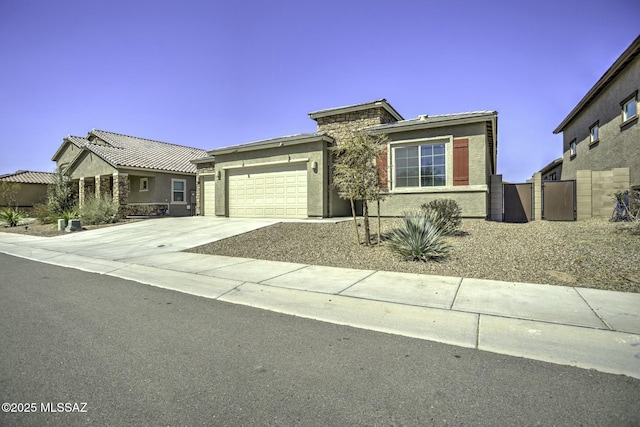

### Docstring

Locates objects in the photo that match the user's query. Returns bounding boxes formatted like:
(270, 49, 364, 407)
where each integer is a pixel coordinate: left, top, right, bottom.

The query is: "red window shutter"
(453, 138, 469, 186)
(376, 146, 388, 190)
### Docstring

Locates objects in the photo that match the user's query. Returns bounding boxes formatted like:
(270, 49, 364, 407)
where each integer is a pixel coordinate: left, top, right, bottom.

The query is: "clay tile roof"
(0, 170, 57, 184)
(82, 130, 207, 174)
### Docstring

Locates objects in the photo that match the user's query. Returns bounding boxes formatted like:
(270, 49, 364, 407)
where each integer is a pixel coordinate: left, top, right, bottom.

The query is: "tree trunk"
(363, 200, 370, 246)
(350, 198, 359, 245)
(377, 199, 381, 245)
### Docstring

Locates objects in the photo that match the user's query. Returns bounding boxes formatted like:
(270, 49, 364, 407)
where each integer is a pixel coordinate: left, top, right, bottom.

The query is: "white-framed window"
(171, 179, 186, 203)
(589, 122, 599, 144)
(393, 141, 446, 189)
(569, 139, 577, 157)
(139, 177, 149, 192)
(622, 93, 637, 122)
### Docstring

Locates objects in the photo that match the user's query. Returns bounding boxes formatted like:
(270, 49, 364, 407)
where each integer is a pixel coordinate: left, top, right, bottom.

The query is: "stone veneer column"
(195, 162, 215, 216)
(112, 172, 129, 206)
(314, 107, 398, 146)
(95, 175, 101, 198)
(78, 177, 85, 207)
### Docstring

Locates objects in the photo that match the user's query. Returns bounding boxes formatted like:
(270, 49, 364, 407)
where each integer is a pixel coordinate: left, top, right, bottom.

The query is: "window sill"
(589, 140, 599, 149)
(620, 116, 638, 130)
(390, 184, 488, 194)
(171, 201, 187, 205)
(569, 154, 577, 161)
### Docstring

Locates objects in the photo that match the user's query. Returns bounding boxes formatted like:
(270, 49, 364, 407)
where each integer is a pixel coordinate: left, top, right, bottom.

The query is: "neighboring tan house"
(0, 170, 57, 210)
(52, 130, 207, 217)
(193, 99, 498, 218)
(553, 34, 640, 189)
(538, 158, 563, 181)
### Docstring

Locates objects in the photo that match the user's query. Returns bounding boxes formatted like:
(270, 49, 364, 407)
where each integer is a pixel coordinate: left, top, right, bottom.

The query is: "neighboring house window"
(393, 141, 446, 188)
(569, 139, 577, 157)
(550, 172, 557, 180)
(140, 177, 149, 192)
(172, 179, 186, 203)
(622, 92, 637, 123)
(589, 122, 599, 144)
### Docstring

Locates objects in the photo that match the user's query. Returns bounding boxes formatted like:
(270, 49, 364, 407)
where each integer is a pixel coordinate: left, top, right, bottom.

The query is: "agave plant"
(387, 211, 451, 261)
(0, 207, 25, 227)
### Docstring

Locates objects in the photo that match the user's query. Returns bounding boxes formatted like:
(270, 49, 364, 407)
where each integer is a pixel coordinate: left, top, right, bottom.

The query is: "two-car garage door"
(228, 163, 307, 218)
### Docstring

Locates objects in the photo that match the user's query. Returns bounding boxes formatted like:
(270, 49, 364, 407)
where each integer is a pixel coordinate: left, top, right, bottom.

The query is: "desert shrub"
(420, 198, 462, 236)
(387, 211, 451, 261)
(612, 190, 640, 235)
(32, 203, 55, 224)
(78, 195, 120, 225)
(0, 207, 25, 227)
(47, 171, 75, 215)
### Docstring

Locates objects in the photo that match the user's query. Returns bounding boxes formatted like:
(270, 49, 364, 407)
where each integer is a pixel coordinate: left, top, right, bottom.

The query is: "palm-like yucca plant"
(0, 207, 25, 227)
(387, 211, 451, 261)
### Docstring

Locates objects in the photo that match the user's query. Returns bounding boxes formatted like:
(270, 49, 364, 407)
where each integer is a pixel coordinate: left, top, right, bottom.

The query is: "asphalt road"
(1, 253, 639, 426)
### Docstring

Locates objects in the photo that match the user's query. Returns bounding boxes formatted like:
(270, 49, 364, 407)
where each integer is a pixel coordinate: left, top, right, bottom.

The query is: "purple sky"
(1, 0, 638, 182)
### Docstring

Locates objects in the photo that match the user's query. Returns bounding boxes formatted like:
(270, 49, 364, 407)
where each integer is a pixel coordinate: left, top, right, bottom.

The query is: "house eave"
(308, 99, 404, 122)
(208, 134, 334, 156)
(191, 156, 216, 165)
(367, 113, 497, 134)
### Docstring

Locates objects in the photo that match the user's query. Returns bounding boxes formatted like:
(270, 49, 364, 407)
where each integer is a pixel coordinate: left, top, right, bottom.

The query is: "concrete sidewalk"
(1, 219, 639, 380)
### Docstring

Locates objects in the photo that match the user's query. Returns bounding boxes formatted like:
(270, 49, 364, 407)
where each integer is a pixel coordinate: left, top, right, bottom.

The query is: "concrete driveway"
(10, 216, 279, 260)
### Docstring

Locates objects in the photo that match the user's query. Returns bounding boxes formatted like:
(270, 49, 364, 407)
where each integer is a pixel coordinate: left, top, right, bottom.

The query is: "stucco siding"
(213, 141, 332, 217)
(0, 183, 49, 208)
(379, 122, 491, 217)
(560, 55, 640, 187)
(67, 152, 116, 178)
(373, 188, 488, 218)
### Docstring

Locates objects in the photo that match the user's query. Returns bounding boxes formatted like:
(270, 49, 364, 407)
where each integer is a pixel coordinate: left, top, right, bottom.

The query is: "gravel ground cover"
(187, 218, 640, 293)
(3, 217, 638, 293)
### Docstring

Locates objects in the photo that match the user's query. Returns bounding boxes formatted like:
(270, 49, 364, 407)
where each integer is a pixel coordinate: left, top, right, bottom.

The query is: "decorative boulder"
(65, 219, 82, 232)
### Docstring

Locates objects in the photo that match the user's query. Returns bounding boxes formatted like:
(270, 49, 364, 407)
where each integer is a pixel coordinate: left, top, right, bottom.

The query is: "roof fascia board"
(367, 114, 496, 134)
(191, 156, 216, 165)
(554, 35, 640, 134)
(118, 166, 196, 176)
(309, 100, 404, 121)
(210, 134, 334, 156)
(51, 137, 79, 161)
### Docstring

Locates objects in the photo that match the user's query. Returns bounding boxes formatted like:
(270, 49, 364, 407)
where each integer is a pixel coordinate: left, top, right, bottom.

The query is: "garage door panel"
(228, 164, 307, 218)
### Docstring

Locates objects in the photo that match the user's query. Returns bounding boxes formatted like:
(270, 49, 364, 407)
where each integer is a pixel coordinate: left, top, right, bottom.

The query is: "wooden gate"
(503, 183, 532, 222)
(542, 180, 576, 221)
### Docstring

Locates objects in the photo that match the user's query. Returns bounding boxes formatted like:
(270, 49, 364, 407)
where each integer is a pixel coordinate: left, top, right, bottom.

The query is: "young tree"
(47, 170, 76, 214)
(331, 131, 388, 246)
(0, 182, 20, 208)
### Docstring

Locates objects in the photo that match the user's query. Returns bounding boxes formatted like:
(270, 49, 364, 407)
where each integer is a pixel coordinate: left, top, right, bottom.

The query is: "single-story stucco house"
(52, 129, 207, 217)
(0, 170, 57, 210)
(192, 99, 498, 219)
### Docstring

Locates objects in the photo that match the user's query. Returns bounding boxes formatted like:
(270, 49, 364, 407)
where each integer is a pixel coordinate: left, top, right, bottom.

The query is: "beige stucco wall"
(212, 140, 350, 217)
(55, 143, 82, 171)
(560, 55, 640, 188)
(0, 183, 49, 208)
(66, 152, 116, 178)
(374, 122, 491, 217)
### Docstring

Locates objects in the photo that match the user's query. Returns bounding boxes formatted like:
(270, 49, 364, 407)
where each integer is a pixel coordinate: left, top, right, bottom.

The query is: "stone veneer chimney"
(308, 99, 402, 145)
